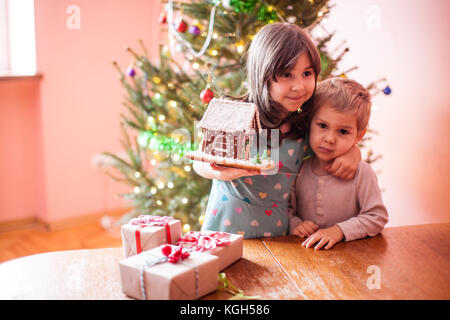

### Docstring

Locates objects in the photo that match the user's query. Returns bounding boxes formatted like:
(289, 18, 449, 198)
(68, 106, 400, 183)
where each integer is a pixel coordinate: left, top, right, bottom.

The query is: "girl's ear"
(355, 128, 367, 144)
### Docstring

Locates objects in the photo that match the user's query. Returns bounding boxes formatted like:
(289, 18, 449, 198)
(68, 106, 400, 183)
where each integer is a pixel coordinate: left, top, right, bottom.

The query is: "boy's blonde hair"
(312, 77, 371, 134)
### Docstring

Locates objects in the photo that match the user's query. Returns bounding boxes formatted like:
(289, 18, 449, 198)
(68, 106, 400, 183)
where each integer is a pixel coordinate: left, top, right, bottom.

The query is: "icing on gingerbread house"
(198, 98, 261, 161)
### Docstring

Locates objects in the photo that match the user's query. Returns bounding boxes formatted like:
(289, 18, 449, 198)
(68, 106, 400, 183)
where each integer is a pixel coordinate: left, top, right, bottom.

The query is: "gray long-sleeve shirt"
(288, 158, 389, 241)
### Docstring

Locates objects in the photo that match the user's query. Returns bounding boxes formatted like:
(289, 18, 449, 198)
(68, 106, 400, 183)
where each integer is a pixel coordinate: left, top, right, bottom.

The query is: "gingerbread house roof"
(197, 98, 262, 133)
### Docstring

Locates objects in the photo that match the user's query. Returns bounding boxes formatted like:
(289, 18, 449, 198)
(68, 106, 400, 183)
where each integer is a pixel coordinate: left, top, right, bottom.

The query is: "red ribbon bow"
(161, 245, 190, 263)
(130, 215, 175, 254)
(177, 231, 232, 252)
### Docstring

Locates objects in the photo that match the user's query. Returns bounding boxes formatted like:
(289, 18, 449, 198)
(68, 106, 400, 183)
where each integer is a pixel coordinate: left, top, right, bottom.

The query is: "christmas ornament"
(167, 0, 218, 58)
(126, 65, 136, 77)
(158, 12, 167, 24)
(189, 25, 201, 36)
(383, 86, 392, 95)
(175, 18, 187, 33)
(200, 87, 214, 103)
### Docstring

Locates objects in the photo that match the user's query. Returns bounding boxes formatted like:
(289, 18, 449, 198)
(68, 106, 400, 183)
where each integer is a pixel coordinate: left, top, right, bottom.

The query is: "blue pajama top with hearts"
(201, 137, 311, 239)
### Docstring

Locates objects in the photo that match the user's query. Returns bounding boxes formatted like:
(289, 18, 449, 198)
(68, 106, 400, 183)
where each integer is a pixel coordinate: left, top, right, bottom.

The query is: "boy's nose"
(324, 133, 335, 144)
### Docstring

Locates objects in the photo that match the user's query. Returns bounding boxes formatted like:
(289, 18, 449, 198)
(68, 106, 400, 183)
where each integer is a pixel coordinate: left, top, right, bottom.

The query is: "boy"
(288, 77, 388, 250)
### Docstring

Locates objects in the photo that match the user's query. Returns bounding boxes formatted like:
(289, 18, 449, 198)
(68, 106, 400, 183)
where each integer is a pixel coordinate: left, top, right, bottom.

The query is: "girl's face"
(269, 53, 316, 113)
(309, 104, 364, 163)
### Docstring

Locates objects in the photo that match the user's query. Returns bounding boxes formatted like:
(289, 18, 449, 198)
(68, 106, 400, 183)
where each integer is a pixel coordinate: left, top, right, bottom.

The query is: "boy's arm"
(336, 162, 389, 242)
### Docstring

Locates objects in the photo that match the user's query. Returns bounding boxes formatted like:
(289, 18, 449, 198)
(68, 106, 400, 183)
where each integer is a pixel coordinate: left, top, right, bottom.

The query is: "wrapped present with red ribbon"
(121, 215, 182, 257)
(119, 244, 219, 300)
(177, 231, 243, 271)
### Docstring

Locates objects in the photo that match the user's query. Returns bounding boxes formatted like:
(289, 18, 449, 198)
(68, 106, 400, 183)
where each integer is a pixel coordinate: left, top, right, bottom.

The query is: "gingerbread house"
(185, 98, 275, 172)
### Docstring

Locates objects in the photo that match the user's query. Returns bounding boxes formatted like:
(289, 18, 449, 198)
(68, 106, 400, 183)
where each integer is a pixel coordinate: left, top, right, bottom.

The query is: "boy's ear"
(356, 128, 367, 143)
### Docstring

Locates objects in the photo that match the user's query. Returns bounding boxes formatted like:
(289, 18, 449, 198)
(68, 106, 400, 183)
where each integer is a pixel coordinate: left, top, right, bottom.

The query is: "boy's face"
(309, 104, 365, 163)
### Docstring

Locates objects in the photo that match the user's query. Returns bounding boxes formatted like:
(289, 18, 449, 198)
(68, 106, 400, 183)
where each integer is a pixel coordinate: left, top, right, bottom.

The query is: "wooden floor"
(0, 217, 123, 263)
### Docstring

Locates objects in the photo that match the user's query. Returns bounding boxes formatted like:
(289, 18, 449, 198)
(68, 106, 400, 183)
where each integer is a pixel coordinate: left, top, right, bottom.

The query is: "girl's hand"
(325, 145, 361, 180)
(301, 225, 344, 250)
(193, 161, 259, 180)
(209, 163, 260, 181)
(292, 221, 319, 238)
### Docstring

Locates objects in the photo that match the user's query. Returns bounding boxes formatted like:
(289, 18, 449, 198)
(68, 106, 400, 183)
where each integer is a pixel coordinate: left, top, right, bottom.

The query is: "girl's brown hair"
(240, 23, 322, 140)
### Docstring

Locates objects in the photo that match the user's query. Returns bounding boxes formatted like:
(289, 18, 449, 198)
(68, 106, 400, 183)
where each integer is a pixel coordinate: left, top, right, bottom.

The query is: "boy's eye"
(318, 123, 327, 129)
(282, 72, 292, 78)
(340, 129, 349, 135)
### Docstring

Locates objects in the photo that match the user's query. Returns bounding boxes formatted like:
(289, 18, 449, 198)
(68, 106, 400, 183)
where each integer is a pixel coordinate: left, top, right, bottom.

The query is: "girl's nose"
(292, 79, 305, 92)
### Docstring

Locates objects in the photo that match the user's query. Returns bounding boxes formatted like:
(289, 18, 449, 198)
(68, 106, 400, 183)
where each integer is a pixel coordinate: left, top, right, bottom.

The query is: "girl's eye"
(303, 70, 313, 77)
(318, 123, 327, 129)
(340, 129, 349, 135)
(282, 72, 292, 78)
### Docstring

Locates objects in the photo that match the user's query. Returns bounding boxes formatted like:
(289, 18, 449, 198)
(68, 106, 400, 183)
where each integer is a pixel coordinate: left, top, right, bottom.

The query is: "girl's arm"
(193, 161, 259, 181)
(325, 144, 361, 180)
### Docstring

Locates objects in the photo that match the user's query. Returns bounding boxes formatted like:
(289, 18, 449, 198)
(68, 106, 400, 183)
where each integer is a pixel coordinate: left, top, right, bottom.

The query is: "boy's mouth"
(317, 146, 333, 153)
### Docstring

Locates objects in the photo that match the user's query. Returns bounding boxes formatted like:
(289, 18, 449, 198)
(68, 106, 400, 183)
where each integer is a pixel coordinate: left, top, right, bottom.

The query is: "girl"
(194, 23, 361, 238)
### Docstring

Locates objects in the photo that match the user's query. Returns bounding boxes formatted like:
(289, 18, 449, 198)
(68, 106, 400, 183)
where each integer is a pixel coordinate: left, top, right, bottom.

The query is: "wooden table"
(0, 223, 449, 300)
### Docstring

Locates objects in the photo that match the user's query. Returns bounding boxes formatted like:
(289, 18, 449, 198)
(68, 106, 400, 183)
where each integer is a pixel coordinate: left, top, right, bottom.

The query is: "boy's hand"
(301, 225, 344, 250)
(292, 221, 319, 238)
(325, 145, 361, 180)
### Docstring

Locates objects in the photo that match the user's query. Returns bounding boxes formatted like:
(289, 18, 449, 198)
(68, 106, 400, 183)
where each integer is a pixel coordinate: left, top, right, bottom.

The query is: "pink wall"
(1, 0, 162, 224)
(0, 77, 46, 222)
(1, 0, 449, 227)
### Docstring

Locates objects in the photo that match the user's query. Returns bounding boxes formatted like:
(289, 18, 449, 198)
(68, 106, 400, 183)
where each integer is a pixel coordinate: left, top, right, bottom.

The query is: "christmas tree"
(103, 0, 390, 231)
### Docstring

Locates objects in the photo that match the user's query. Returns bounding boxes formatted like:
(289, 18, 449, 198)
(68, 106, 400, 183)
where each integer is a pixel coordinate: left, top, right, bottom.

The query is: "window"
(0, 0, 36, 76)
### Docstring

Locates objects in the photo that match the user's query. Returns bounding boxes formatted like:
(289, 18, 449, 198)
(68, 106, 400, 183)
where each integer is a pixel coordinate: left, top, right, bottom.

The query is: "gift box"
(177, 231, 243, 271)
(119, 244, 219, 300)
(121, 215, 182, 257)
